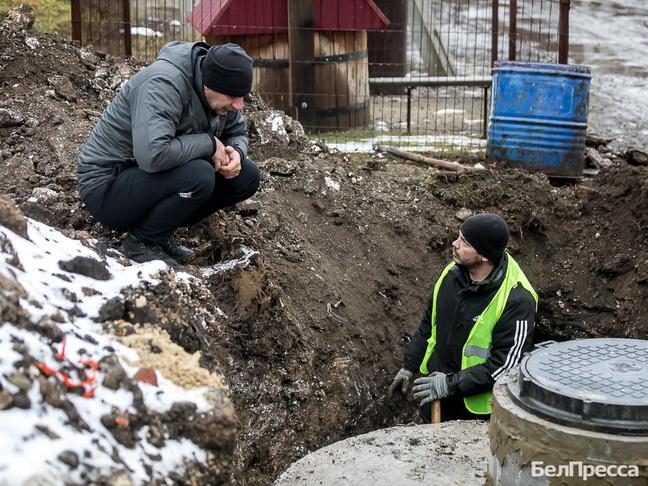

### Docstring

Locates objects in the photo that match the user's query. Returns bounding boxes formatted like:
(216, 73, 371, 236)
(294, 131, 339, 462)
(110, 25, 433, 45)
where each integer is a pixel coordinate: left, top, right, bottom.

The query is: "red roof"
(188, 0, 390, 37)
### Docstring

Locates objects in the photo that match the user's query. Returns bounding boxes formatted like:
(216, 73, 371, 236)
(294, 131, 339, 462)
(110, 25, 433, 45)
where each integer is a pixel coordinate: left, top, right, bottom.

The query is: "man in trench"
(77, 42, 260, 267)
(389, 213, 537, 421)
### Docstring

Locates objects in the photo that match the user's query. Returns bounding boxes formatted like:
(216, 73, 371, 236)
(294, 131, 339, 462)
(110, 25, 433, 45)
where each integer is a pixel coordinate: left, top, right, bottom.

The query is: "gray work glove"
(389, 368, 414, 397)
(412, 372, 449, 406)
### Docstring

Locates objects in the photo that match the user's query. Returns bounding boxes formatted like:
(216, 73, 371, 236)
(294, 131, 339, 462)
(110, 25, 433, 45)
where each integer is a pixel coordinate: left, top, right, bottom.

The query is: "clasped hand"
(212, 138, 242, 179)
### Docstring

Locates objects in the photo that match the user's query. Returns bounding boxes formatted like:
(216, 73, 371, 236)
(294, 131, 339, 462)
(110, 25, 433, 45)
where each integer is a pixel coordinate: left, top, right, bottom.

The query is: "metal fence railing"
(14, 0, 569, 154)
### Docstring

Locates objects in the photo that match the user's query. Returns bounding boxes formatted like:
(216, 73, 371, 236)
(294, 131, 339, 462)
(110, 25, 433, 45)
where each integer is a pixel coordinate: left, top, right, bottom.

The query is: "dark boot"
(159, 235, 196, 263)
(120, 233, 180, 268)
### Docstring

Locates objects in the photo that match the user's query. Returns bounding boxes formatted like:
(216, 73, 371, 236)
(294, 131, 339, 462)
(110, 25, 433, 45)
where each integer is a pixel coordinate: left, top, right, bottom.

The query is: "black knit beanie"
(203, 43, 253, 97)
(460, 213, 510, 262)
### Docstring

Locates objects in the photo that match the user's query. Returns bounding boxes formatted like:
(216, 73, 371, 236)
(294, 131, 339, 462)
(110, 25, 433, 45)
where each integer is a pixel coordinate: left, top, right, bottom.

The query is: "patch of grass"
(1, 0, 71, 35)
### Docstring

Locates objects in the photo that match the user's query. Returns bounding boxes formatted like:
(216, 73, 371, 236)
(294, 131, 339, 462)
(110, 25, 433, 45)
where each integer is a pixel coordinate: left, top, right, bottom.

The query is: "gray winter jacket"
(77, 41, 249, 200)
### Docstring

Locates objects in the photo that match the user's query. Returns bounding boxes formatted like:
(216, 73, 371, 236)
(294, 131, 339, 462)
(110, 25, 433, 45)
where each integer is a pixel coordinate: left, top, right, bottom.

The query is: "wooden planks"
(208, 25, 371, 131)
(313, 30, 369, 130)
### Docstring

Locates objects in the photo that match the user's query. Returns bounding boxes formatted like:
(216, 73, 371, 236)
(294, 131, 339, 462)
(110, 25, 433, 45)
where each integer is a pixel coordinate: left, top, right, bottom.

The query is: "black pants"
(83, 158, 260, 243)
(420, 394, 490, 423)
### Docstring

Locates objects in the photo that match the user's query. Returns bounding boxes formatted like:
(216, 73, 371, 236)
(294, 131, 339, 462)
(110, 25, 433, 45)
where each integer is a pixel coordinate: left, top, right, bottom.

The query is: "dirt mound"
(0, 217, 238, 484)
(2, 5, 648, 485)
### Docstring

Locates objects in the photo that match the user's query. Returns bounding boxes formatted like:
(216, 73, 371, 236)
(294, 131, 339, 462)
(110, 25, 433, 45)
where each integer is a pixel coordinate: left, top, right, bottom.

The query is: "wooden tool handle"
(431, 400, 441, 424)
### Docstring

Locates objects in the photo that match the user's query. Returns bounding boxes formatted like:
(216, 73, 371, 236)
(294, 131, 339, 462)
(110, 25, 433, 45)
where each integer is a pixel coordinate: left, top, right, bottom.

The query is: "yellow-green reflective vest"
(419, 253, 538, 414)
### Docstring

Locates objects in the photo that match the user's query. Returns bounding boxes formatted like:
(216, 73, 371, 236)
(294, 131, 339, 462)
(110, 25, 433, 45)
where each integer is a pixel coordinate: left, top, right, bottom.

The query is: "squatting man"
(390, 213, 538, 421)
(77, 41, 260, 267)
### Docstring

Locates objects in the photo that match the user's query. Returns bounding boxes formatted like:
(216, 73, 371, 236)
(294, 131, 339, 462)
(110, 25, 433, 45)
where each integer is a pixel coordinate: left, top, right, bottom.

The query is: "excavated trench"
(157, 160, 648, 485)
(2, 9, 648, 484)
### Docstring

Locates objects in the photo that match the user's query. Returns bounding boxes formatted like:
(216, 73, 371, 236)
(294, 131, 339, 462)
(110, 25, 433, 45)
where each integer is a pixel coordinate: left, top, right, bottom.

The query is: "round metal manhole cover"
(509, 339, 648, 435)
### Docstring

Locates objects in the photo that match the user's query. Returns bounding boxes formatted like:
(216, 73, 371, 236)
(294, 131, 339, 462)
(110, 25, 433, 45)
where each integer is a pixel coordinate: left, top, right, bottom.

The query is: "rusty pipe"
(491, 0, 499, 67)
(558, 0, 571, 64)
(71, 0, 82, 44)
(509, 0, 517, 61)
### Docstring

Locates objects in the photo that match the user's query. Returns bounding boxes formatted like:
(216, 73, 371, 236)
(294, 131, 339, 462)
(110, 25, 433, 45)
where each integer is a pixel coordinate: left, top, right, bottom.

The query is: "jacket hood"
(156, 41, 210, 79)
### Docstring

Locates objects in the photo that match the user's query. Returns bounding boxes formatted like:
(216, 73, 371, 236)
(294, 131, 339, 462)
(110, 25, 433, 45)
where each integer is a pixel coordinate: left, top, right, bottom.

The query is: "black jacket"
(403, 253, 536, 398)
(77, 42, 249, 200)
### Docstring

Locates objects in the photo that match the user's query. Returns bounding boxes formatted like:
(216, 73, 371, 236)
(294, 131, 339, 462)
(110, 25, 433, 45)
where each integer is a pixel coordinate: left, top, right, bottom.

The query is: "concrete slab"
(274, 421, 489, 486)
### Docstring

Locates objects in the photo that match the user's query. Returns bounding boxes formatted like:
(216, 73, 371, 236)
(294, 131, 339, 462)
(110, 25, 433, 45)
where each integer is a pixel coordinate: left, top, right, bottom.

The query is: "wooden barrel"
(208, 31, 370, 131)
(312, 30, 370, 131)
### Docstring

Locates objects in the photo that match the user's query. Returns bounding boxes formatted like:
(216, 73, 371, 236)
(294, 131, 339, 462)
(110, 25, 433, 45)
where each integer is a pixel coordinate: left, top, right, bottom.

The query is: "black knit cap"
(203, 43, 253, 97)
(460, 213, 510, 262)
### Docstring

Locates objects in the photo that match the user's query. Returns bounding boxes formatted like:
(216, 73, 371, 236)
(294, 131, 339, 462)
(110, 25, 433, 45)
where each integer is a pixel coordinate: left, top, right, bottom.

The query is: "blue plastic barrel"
(487, 61, 591, 178)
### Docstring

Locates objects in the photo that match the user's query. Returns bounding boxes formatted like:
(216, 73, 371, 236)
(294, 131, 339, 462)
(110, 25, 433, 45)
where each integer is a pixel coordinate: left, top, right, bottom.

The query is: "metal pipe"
(370, 75, 492, 88)
(509, 0, 517, 61)
(71, 0, 82, 44)
(491, 0, 499, 67)
(558, 0, 571, 64)
(406, 87, 412, 135)
(483, 86, 489, 139)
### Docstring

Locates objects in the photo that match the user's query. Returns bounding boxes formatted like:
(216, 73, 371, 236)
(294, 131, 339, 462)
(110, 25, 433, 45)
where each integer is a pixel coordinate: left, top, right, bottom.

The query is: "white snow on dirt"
(0, 220, 213, 484)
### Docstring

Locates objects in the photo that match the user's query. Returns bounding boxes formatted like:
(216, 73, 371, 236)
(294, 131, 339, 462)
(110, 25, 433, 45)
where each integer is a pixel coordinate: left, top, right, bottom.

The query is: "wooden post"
(368, 0, 407, 78)
(71, 0, 82, 45)
(375, 145, 484, 172)
(431, 400, 441, 424)
(491, 0, 498, 67)
(287, 0, 315, 128)
(122, 0, 132, 57)
(509, 0, 517, 61)
(558, 0, 570, 64)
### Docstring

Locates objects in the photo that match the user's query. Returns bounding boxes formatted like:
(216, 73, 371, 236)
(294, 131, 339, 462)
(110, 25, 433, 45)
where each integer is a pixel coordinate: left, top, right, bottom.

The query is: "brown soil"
(2, 8, 648, 485)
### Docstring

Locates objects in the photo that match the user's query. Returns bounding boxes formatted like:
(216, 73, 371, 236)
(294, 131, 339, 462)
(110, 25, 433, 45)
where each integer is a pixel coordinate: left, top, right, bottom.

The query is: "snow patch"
(324, 176, 341, 191)
(0, 220, 219, 483)
(327, 134, 486, 154)
(200, 245, 259, 278)
(130, 26, 163, 38)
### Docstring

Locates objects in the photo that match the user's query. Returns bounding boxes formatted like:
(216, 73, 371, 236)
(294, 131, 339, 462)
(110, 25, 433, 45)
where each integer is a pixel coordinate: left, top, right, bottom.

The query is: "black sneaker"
(159, 235, 195, 263)
(120, 233, 180, 268)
